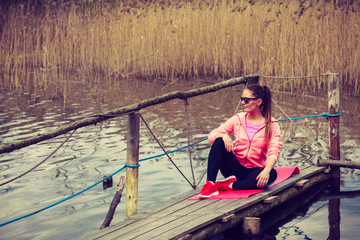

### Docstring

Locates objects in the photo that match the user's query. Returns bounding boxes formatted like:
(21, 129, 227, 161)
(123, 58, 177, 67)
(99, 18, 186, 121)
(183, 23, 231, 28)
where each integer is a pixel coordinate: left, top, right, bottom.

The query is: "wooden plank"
(134, 214, 222, 240)
(102, 199, 222, 238)
(166, 199, 226, 217)
(105, 215, 182, 240)
(140, 189, 199, 215)
(82, 218, 138, 240)
(148, 196, 217, 218)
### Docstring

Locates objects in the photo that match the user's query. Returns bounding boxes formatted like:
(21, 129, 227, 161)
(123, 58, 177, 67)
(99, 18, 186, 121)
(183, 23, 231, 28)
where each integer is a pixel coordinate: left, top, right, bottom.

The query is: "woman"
(198, 84, 282, 199)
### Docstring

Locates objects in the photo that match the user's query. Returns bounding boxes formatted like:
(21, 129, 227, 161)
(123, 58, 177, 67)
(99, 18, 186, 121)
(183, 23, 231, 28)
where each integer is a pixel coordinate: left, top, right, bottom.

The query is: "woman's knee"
(270, 168, 277, 181)
(212, 137, 225, 149)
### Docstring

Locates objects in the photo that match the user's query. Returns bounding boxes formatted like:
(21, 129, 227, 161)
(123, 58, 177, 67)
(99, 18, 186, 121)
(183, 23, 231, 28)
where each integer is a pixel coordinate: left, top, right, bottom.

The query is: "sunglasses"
(241, 97, 259, 104)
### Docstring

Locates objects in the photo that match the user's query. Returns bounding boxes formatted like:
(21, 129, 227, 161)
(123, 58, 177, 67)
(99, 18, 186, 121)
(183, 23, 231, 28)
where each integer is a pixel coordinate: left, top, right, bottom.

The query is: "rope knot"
(321, 113, 341, 120)
(322, 113, 330, 120)
(125, 163, 140, 168)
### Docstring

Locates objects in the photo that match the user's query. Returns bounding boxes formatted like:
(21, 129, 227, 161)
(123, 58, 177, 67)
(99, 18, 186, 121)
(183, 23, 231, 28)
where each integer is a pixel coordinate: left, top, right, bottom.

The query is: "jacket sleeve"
(208, 115, 238, 143)
(267, 121, 282, 161)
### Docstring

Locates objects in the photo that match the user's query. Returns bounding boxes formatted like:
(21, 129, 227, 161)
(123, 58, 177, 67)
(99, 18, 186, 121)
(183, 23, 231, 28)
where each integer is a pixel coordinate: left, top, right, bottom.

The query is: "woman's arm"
(256, 157, 276, 188)
(214, 133, 234, 152)
(208, 115, 239, 143)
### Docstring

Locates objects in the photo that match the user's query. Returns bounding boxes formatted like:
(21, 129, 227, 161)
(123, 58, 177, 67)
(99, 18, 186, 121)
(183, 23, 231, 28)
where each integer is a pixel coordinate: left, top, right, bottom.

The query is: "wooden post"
(126, 112, 140, 218)
(327, 73, 341, 240)
(243, 217, 261, 236)
(328, 73, 341, 185)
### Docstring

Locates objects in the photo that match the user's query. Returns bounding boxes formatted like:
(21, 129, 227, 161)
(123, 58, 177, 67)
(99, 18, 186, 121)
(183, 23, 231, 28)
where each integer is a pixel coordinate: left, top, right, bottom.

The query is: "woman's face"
(241, 89, 262, 113)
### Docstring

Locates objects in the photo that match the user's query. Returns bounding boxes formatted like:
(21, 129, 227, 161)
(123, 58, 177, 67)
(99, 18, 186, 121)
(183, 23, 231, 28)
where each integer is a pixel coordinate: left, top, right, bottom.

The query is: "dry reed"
(0, 0, 359, 95)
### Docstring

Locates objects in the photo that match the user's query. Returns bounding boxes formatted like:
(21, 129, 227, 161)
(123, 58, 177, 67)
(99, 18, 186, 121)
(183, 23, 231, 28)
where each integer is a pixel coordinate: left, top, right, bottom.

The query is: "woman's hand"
(221, 134, 234, 152)
(256, 158, 276, 188)
(255, 169, 270, 188)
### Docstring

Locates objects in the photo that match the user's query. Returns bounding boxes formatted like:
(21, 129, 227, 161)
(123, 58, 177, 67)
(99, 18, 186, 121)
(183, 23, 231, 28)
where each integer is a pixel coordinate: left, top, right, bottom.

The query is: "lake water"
(0, 77, 359, 239)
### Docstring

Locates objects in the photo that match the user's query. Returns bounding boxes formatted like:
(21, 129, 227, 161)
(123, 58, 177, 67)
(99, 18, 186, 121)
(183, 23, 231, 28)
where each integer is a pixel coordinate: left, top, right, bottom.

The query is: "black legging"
(207, 138, 277, 190)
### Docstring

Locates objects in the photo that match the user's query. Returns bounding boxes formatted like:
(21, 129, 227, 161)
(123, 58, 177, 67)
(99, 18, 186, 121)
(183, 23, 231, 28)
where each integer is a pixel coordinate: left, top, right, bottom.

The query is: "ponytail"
(262, 86, 272, 146)
(245, 84, 272, 145)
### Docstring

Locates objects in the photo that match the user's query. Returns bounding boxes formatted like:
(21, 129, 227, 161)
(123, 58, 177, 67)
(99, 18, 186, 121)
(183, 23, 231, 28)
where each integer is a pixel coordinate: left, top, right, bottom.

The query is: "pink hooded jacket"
(208, 112, 282, 168)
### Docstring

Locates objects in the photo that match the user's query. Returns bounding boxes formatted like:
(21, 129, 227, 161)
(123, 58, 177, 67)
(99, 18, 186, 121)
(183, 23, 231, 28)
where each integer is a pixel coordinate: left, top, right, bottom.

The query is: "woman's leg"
(232, 168, 277, 190)
(207, 138, 278, 190)
(207, 138, 240, 182)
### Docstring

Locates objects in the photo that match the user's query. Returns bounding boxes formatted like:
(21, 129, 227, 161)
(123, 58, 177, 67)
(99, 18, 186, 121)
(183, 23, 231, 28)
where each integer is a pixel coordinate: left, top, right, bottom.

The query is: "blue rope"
(0, 166, 126, 227)
(0, 112, 340, 227)
(278, 113, 340, 122)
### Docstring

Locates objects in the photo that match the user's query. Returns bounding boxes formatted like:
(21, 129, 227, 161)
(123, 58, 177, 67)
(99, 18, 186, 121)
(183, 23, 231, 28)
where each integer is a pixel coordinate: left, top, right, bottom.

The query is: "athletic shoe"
(198, 180, 219, 199)
(215, 176, 236, 191)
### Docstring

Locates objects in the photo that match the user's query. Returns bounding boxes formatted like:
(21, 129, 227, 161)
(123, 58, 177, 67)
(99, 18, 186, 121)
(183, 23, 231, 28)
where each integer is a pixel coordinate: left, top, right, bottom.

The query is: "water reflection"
(0, 78, 359, 239)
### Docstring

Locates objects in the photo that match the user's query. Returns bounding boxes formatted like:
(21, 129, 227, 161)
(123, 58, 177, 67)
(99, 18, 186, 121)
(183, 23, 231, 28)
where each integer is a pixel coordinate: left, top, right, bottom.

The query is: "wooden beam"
(318, 159, 360, 169)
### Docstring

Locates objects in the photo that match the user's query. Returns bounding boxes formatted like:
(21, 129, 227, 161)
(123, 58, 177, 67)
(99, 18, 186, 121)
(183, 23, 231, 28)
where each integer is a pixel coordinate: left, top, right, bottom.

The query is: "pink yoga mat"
(188, 166, 300, 200)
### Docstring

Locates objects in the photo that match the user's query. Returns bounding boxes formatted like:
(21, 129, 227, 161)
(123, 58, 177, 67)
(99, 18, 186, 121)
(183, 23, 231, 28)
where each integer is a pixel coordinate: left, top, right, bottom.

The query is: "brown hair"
(246, 84, 272, 145)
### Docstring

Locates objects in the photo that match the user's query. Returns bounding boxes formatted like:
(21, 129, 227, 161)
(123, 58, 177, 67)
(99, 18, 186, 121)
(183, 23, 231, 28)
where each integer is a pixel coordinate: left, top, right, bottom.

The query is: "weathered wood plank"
(99, 198, 218, 238)
(84, 218, 138, 240)
(104, 201, 224, 239)
(138, 189, 199, 215)
(132, 214, 221, 240)
(105, 216, 181, 239)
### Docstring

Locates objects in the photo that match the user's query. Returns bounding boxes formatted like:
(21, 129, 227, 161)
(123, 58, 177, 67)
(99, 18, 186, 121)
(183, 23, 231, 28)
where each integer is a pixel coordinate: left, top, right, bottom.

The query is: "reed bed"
(0, 0, 359, 95)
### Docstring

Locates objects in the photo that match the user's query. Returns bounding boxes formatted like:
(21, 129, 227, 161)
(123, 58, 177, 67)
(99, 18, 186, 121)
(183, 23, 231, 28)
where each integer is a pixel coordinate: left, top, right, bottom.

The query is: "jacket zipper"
(244, 124, 265, 166)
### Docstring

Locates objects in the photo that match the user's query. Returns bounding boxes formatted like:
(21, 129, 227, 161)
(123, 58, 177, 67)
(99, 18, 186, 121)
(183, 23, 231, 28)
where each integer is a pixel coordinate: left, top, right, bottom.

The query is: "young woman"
(198, 84, 282, 199)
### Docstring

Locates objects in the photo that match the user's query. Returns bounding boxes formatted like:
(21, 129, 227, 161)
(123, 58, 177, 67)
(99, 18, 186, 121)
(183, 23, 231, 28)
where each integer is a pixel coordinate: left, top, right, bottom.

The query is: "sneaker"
(215, 176, 236, 191)
(198, 180, 219, 199)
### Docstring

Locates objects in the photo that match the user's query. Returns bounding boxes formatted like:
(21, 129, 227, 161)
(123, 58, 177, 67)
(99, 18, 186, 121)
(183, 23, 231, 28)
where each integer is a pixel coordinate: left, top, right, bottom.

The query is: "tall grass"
(0, 0, 359, 95)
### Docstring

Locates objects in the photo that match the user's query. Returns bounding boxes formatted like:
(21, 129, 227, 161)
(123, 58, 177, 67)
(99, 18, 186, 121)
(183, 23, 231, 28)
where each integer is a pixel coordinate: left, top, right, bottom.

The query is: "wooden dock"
(84, 166, 332, 240)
